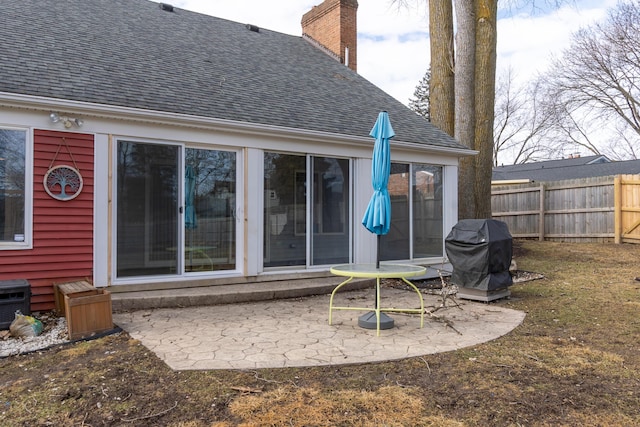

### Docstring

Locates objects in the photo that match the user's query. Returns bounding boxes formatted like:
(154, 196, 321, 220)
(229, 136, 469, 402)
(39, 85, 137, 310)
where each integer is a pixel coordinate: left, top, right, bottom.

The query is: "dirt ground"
(1, 240, 639, 426)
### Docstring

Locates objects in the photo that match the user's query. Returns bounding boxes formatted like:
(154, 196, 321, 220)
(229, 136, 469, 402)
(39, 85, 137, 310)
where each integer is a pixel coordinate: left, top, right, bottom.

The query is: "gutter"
(491, 179, 533, 185)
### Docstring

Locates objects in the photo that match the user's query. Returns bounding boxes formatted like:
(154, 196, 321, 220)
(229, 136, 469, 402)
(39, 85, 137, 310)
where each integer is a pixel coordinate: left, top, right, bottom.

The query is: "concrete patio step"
(110, 276, 374, 312)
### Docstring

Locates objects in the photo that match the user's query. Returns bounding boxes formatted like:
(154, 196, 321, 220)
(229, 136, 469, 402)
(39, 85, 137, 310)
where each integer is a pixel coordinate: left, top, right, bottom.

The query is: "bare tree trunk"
(454, 0, 476, 219)
(474, 0, 497, 218)
(429, 0, 455, 136)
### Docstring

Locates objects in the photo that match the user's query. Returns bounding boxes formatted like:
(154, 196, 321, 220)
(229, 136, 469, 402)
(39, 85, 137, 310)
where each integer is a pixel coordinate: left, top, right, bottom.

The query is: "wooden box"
(55, 281, 96, 316)
(63, 288, 113, 340)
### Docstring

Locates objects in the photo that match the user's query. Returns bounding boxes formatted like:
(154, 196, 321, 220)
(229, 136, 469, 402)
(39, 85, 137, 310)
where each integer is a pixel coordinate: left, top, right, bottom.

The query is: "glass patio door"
(116, 141, 238, 278)
(380, 162, 444, 262)
(263, 152, 350, 268)
(116, 141, 180, 277)
(311, 156, 350, 265)
(184, 148, 236, 272)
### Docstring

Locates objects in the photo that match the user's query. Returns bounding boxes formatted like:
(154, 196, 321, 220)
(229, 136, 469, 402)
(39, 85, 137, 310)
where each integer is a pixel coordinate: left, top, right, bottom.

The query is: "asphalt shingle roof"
(0, 0, 467, 151)
(492, 156, 640, 182)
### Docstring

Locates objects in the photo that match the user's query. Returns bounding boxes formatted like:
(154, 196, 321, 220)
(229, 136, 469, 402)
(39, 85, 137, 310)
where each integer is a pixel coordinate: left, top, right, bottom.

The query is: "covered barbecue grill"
(445, 219, 513, 301)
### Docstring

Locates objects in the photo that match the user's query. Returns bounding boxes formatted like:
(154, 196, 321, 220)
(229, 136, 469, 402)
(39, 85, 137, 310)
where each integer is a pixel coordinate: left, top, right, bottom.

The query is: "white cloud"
(356, 1, 430, 104)
(359, 33, 429, 104)
(162, 0, 615, 105)
(497, 2, 613, 84)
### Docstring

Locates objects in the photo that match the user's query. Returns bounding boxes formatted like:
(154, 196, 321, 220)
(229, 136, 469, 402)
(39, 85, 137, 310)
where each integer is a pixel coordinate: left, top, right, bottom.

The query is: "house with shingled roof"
(0, 0, 473, 312)
(492, 155, 640, 183)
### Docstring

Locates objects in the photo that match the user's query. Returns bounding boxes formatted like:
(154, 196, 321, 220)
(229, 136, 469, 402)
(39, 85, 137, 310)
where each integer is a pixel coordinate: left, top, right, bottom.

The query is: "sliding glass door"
(116, 141, 179, 277)
(116, 141, 236, 278)
(380, 163, 410, 261)
(184, 148, 236, 272)
(381, 162, 444, 261)
(263, 152, 351, 268)
(263, 153, 307, 268)
(311, 156, 350, 265)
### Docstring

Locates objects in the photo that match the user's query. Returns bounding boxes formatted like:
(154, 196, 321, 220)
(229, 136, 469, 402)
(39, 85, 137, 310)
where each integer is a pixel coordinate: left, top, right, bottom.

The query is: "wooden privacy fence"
(491, 174, 640, 243)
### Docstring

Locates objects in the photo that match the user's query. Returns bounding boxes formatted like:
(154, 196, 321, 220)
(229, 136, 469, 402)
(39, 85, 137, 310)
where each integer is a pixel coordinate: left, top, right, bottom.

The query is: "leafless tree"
(394, 0, 567, 218)
(392, 0, 454, 135)
(0, 130, 26, 191)
(395, 0, 496, 219)
(539, 0, 640, 160)
(493, 69, 556, 165)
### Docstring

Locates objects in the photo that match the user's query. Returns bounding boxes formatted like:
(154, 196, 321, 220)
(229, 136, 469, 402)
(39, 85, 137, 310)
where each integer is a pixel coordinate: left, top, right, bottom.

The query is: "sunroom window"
(115, 140, 237, 278)
(380, 163, 444, 261)
(0, 128, 28, 248)
(263, 152, 351, 268)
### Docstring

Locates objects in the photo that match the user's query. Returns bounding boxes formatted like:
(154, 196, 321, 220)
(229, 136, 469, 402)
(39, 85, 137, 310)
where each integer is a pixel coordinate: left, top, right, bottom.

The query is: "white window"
(0, 128, 31, 249)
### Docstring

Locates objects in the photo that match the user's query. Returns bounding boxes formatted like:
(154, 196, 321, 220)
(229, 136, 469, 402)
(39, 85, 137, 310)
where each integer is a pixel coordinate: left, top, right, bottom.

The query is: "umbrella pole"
(358, 234, 394, 331)
(375, 234, 380, 306)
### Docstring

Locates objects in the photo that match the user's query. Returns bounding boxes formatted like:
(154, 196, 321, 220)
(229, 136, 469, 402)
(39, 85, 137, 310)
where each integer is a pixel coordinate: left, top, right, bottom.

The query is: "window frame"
(263, 152, 353, 270)
(112, 136, 243, 283)
(0, 126, 32, 250)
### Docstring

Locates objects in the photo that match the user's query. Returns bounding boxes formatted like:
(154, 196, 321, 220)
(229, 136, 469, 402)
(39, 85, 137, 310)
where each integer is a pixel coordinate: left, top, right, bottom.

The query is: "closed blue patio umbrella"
(362, 111, 394, 268)
(360, 111, 395, 330)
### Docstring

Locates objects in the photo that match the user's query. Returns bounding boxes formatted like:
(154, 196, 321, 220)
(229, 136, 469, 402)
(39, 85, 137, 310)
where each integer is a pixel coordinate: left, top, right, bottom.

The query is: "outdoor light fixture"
(49, 112, 83, 128)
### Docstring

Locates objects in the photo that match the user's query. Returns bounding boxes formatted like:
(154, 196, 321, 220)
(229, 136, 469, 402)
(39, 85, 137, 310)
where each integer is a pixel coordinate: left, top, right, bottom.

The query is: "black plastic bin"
(0, 279, 31, 329)
(445, 219, 513, 301)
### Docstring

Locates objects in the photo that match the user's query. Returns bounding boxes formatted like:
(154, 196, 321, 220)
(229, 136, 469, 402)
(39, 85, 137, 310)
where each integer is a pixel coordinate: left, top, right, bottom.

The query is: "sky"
(164, 0, 617, 106)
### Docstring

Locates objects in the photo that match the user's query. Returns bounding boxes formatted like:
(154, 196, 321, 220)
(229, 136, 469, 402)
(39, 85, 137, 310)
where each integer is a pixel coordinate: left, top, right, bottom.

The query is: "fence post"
(614, 175, 621, 244)
(538, 183, 545, 241)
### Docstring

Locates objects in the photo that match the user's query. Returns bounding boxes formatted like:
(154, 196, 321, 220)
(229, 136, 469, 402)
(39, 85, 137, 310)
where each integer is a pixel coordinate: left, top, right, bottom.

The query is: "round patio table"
(329, 263, 427, 336)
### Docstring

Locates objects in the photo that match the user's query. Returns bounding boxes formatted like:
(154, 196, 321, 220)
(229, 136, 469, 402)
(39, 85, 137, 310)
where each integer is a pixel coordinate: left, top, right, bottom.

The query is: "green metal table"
(329, 263, 427, 336)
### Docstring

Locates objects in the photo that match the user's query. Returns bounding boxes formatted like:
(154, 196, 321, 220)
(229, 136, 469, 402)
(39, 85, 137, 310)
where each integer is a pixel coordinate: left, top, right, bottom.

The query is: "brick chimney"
(301, 0, 358, 72)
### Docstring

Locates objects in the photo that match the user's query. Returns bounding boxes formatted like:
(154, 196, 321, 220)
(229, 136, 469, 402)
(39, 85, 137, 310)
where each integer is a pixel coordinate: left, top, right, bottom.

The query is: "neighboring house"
(492, 155, 640, 183)
(0, 0, 472, 311)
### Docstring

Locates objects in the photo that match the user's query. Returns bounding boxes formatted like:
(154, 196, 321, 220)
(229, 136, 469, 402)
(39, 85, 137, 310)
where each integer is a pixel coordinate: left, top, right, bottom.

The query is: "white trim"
(93, 133, 109, 287)
(0, 92, 477, 157)
(109, 136, 245, 285)
(233, 148, 245, 277)
(442, 164, 459, 251)
(348, 157, 354, 264)
(246, 148, 262, 276)
(1, 98, 468, 287)
(354, 157, 376, 264)
(491, 179, 532, 185)
(112, 270, 245, 287)
(305, 155, 312, 267)
(408, 165, 415, 258)
(0, 125, 32, 250)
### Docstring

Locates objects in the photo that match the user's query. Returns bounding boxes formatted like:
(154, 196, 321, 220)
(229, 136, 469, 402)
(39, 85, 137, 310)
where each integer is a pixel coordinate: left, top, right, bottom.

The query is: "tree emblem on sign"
(44, 165, 83, 201)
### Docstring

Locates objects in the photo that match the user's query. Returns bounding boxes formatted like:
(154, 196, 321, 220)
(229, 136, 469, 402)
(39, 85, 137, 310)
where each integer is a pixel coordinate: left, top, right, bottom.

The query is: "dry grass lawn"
(1, 240, 639, 426)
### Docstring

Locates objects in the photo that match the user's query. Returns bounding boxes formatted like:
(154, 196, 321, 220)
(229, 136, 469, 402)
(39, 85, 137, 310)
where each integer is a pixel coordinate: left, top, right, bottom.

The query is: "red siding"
(0, 130, 94, 311)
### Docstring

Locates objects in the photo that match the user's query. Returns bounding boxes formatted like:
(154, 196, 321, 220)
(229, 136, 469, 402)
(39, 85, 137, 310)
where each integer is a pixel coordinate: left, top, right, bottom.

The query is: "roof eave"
(391, 140, 476, 157)
(1, 91, 475, 157)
